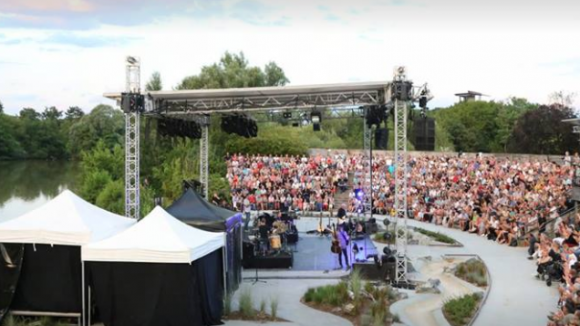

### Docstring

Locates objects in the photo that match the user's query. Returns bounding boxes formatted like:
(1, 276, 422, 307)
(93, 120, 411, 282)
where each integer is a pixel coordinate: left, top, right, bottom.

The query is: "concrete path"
(380, 217, 558, 326)
(225, 279, 352, 326)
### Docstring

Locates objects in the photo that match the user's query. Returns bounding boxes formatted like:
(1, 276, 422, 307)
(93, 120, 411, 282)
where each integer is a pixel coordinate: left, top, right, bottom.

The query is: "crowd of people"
(226, 151, 580, 324)
(226, 153, 349, 215)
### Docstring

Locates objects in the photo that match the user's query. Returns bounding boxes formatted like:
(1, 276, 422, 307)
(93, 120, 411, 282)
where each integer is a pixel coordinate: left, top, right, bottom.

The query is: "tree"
(68, 104, 124, 157)
(0, 100, 4, 114)
(177, 52, 289, 90)
(145, 71, 163, 91)
(19, 108, 40, 120)
(549, 91, 577, 108)
(508, 104, 580, 154)
(42, 106, 62, 121)
(65, 106, 85, 120)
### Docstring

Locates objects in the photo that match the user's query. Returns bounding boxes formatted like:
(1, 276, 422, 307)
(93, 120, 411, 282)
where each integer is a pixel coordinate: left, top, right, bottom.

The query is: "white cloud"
(0, 0, 579, 114)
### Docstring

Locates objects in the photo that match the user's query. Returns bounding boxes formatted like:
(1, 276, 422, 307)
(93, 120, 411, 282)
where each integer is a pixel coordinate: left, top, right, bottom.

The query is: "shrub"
(443, 293, 481, 326)
(350, 269, 363, 303)
(303, 282, 349, 307)
(414, 227, 456, 244)
(238, 287, 255, 318)
(455, 259, 487, 287)
(270, 296, 279, 319)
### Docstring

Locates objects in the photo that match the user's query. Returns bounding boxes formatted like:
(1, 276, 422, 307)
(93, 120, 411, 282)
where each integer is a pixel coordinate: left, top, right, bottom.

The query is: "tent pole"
(81, 261, 86, 326)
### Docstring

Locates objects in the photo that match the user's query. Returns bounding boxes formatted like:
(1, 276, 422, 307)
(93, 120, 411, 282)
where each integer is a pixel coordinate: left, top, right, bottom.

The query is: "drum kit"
(251, 212, 295, 256)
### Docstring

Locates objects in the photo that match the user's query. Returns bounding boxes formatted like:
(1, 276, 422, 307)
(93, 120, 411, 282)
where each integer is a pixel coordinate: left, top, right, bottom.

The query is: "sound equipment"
(414, 117, 435, 151)
(353, 261, 396, 281)
(375, 128, 388, 150)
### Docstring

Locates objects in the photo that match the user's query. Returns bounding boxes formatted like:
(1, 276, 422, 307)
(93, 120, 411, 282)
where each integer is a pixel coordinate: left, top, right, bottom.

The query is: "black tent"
(167, 189, 243, 292)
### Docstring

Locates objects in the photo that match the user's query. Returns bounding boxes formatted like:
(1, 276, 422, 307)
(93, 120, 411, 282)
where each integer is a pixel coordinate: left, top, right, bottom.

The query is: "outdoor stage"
(242, 216, 382, 271)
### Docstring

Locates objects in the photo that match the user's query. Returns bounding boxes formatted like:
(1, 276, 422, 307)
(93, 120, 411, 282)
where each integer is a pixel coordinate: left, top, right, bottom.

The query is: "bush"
(238, 287, 255, 318)
(414, 227, 456, 244)
(303, 282, 349, 307)
(270, 296, 279, 319)
(443, 293, 481, 326)
(455, 259, 488, 287)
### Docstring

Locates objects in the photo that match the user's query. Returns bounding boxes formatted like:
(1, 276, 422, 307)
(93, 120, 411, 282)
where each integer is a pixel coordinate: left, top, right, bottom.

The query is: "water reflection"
(0, 161, 79, 221)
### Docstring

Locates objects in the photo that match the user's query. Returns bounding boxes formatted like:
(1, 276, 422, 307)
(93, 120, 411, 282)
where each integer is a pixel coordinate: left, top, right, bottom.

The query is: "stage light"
(220, 114, 258, 138)
(354, 189, 364, 201)
(283, 111, 292, 119)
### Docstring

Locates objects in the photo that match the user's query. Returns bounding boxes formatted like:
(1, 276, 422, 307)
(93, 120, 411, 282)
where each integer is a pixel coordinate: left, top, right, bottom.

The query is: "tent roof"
(166, 189, 238, 230)
(0, 190, 135, 246)
(82, 206, 225, 264)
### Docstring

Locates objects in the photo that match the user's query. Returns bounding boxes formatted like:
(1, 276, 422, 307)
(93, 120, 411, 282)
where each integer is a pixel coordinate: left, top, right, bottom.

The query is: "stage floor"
(290, 234, 339, 271)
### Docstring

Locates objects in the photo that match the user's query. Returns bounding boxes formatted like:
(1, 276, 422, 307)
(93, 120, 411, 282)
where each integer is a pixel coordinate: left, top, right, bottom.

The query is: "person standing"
(337, 224, 350, 269)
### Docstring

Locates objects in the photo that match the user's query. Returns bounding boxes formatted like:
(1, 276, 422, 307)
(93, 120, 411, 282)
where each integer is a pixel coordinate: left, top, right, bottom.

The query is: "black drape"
(193, 250, 224, 325)
(11, 244, 81, 313)
(0, 244, 24, 323)
(88, 250, 224, 326)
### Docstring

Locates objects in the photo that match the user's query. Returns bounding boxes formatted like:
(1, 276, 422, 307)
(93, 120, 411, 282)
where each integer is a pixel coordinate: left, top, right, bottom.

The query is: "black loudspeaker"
(375, 128, 388, 150)
(414, 117, 435, 151)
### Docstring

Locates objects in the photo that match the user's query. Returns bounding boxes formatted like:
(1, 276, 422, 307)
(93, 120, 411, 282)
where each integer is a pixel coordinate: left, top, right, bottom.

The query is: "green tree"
(508, 104, 579, 154)
(177, 52, 289, 89)
(65, 106, 85, 120)
(0, 100, 4, 114)
(68, 104, 124, 157)
(145, 71, 163, 91)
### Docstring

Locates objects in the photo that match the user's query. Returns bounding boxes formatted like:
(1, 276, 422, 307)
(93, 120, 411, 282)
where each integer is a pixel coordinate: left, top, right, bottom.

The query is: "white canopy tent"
(82, 206, 225, 263)
(0, 189, 135, 245)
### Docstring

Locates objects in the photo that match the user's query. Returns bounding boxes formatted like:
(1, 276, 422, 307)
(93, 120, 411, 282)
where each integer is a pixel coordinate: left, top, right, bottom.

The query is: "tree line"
(0, 52, 577, 215)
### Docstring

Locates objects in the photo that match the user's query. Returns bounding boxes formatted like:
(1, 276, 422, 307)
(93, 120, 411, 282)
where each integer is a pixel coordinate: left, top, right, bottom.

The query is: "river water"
(0, 161, 79, 222)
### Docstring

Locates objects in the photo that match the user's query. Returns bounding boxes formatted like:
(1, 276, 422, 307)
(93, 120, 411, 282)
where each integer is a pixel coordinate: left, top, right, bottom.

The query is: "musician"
(336, 224, 350, 269)
(258, 218, 270, 253)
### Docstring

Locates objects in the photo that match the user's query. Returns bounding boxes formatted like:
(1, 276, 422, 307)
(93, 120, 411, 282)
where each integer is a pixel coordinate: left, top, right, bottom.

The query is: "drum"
(269, 234, 281, 250)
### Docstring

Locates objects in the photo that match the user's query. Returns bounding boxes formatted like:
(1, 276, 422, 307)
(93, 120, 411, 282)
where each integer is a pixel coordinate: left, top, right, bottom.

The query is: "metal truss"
(124, 56, 141, 219)
(199, 115, 210, 199)
(393, 68, 409, 284)
(362, 113, 373, 218)
(147, 90, 384, 115)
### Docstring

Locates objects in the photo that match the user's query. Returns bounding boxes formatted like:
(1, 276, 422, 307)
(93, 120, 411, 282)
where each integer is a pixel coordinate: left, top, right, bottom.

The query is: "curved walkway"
(385, 217, 558, 326)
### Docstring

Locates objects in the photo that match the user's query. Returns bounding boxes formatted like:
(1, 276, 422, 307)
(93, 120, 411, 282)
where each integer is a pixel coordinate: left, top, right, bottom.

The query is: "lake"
(0, 161, 79, 222)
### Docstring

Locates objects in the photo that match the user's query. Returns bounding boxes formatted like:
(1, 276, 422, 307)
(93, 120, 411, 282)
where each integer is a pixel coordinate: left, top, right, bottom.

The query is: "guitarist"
(336, 223, 350, 270)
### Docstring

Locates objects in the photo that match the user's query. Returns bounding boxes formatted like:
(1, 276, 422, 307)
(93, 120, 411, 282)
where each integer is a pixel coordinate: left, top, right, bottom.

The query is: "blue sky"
(0, 0, 579, 114)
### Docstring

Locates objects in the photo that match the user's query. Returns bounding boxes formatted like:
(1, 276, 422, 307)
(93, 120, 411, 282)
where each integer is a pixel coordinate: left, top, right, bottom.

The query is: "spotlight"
(221, 114, 258, 138)
(283, 111, 292, 119)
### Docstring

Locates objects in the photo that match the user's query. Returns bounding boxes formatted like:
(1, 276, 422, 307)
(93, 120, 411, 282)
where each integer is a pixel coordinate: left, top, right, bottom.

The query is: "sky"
(0, 0, 579, 115)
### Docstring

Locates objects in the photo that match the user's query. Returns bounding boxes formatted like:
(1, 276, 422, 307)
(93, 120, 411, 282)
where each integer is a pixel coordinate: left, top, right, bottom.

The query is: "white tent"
(82, 206, 225, 264)
(0, 190, 135, 245)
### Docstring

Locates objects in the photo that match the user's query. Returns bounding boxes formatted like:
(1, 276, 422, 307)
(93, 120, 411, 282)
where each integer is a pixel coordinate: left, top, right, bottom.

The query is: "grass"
(443, 293, 481, 326)
(455, 259, 488, 287)
(304, 281, 350, 307)
(238, 287, 255, 318)
(270, 296, 279, 319)
(260, 298, 266, 313)
(224, 292, 232, 315)
(0, 316, 69, 326)
(414, 227, 457, 244)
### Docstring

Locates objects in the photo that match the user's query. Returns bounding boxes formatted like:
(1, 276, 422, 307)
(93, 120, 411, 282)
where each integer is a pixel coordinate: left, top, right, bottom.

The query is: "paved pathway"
(384, 217, 559, 326)
(225, 279, 352, 326)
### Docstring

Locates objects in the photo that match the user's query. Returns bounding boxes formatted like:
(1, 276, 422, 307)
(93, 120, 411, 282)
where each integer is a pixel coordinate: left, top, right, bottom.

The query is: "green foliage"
(259, 298, 266, 314)
(508, 104, 580, 154)
(455, 259, 488, 287)
(303, 282, 350, 307)
(443, 293, 481, 326)
(96, 179, 125, 215)
(350, 269, 363, 306)
(223, 292, 232, 316)
(270, 296, 279, 319)
(414, 227, 457, 244)
(68, 104, 124, 158)
(238, 287, 255, 318)
(145, 71, 163, 91)
(177, 52, 288, 90)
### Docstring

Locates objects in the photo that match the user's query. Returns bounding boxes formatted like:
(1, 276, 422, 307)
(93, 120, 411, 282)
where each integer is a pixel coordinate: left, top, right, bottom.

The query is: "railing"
(520, 206, 576, 241)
